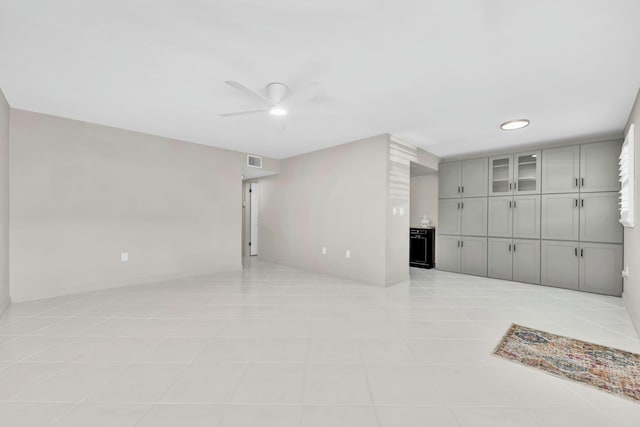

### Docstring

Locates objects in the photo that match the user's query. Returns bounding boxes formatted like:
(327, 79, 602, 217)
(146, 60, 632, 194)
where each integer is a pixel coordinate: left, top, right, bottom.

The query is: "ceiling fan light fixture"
(269, 105, 288, 116)
(500, 119, 530, 130)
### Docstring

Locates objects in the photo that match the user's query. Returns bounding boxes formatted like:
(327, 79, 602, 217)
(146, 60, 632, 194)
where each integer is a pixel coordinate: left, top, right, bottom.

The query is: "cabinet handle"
(461, 202, 464, 209)
(574, 199, 578, 208)
(513, 244, 516, 252)
(457, 240, 460, 247)
(508, 244, 511, 251)
(575, 178, 578, 187)
(581, 199, 584, 208)
(457, 186, 460, 194)
(514, 182, 517, 190)
(461, 186, 464, 193)
(581, 248, 584, 257)
(513, 201, 516, 208)
(461, 240, 464, 248)
(508, 201, 512, 208)
(509, 182, 512, 190)
(581, 178, 584, 187)
(457, 202, 460, 209)
(574, 247, 578, 256)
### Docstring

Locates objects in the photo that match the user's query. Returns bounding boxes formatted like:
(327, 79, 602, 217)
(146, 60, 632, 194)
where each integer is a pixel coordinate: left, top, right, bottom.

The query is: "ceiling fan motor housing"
(267, 82, 288, 104)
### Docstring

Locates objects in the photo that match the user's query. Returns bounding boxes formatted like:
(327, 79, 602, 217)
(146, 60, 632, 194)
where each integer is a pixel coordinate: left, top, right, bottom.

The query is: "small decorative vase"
(420, 215, 431, 228)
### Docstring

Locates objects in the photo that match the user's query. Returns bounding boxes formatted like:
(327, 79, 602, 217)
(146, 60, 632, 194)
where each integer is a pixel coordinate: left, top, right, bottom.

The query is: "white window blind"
(619, 123, 635, 227)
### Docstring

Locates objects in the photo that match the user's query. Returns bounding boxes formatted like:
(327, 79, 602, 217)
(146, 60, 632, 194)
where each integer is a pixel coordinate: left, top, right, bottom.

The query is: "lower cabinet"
(541, 240, 622, 296)
(488, 238, 540, 284)
(437, 235, 487, 276)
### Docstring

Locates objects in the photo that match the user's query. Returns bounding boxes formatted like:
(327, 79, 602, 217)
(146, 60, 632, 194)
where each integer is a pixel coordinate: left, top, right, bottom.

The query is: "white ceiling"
(1, 0, 640, 159)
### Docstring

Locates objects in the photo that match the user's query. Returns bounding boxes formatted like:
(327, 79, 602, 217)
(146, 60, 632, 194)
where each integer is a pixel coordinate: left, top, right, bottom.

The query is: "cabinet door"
(513, 195, 541, 239)
(461, 158, 488, 198)
(541, 145, 580, 194)
(487, 238, 512, 280)
(488, 196, 513, 237)
(579, 192, 623, 243)
(514, 151, 541, 194)
(438, 162, 462, 199)
(580, 141, 622, 193)
(489, 155, 513, 196)
(460, 237, 487, 276)
(541, 240, 579, 290)
(512, 239, 540, 285)
(541, 194, 580, 240)
(437, 235, 461, 273)
(460, 198, 488, 236)
(438, 199, 461, 235)
(579, 243, 623, 296)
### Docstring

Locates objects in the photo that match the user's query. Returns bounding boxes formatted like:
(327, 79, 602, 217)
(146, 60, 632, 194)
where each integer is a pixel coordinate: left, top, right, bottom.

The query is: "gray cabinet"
(488, 238, 540, 284)
(579, 192, 623, 243)
(488, 196, 539, 239)
(513, 195, 541, 239)
(460, 198, 487, 236)
(437, 235, 461, 273)
(438, 162, 462, 199)
(461, 158, 488, 198)
(438, 199, 461, 235)
(541, 240, 622, 296)
(579, 243, 623, 296)
(489, 152, 540, 196)
(541, 240, 580, 290)
(580, 141, 622, 193)
(512, 239, 540, 284)
(489, 155, 513, 196)
(488, 238, 513, 280)
(541, 145, 580, 194)
(513, 151, 541, 194)
(460, 237, 487, 276)
(488, 197, 512, 237)
(541, 194, 580, 241)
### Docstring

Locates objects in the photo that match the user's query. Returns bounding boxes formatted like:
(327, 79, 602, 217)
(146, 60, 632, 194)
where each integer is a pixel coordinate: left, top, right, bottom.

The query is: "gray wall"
(10, 109, 245, 301)
(410, 173, 439, 228)
(259, 135, 389, 286)
(0, 90, 9, 314)
(624, 88, 640, 336)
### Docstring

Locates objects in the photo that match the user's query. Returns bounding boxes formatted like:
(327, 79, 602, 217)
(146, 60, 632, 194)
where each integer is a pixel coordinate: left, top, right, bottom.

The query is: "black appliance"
(410, 227, 435, 269)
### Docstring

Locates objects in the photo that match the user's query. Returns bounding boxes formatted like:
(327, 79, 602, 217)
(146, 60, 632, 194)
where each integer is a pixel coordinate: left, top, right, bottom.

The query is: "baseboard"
(623, 293, 640, 340)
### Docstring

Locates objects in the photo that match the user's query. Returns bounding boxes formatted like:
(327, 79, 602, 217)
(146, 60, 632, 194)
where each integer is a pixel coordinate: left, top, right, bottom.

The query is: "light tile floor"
(0, 257, 639, 426)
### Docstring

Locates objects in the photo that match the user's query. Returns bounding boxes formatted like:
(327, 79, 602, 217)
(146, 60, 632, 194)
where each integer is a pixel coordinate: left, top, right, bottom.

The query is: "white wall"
(0, 89, 9, 315)
(10, 109, 245, 301)
(410, 173, 439, 228)
(624, 88, 640, 336)
(259, 135, 389, 286)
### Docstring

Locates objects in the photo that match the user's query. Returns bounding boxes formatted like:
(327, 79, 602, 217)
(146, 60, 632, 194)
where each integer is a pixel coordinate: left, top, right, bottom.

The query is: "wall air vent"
(247, 155, 263, 168)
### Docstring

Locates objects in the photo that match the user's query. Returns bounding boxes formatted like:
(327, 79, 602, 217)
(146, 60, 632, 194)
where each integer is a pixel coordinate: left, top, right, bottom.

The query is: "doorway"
(242, 181, 259, 256)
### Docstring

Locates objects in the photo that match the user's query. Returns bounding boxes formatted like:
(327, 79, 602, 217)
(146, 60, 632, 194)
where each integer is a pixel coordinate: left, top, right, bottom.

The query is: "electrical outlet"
(121, 252, 128, 262)
(345, 250, 351, 258)
(322, 247, 327, 255)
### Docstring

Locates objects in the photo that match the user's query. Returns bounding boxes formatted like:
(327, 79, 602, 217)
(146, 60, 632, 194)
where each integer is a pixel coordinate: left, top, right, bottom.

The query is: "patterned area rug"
(494, 323, 640, 403)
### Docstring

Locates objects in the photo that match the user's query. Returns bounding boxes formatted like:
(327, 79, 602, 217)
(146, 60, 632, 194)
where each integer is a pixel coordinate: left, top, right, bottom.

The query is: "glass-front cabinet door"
(489, 155, 513, 196)
(514, 151, 541, 194)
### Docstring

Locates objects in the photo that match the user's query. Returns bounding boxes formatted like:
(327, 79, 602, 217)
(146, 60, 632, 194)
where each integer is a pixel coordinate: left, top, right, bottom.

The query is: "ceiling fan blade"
(225, 81, 272, 105)
(218, 109, 270, 117)
(284, 82, 326, 106)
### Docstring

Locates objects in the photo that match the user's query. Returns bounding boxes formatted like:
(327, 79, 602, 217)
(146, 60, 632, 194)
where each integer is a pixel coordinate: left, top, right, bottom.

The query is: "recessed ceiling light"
(269, 105, 287, 116)
(500, 119, 529, 130)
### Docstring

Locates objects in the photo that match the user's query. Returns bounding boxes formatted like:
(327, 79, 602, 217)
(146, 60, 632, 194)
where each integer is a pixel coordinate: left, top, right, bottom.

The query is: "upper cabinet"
(514, 151, 541, 194)
(489, 151, 540, 196)
(579, 141, 622, 193)
(541, 141, 621, 194)
(541, 146, 580, 194)
(461, 158, 488, 198)
(438, 162, 462, 199)
(439, 158, 487, 199)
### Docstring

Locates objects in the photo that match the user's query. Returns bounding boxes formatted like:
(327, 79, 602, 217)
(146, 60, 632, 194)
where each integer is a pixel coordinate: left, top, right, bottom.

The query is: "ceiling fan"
(219, 80, 324, 118)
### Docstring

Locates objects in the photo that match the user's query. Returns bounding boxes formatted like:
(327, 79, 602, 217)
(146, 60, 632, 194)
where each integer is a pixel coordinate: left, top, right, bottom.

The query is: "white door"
(250, 182, 259, 256)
